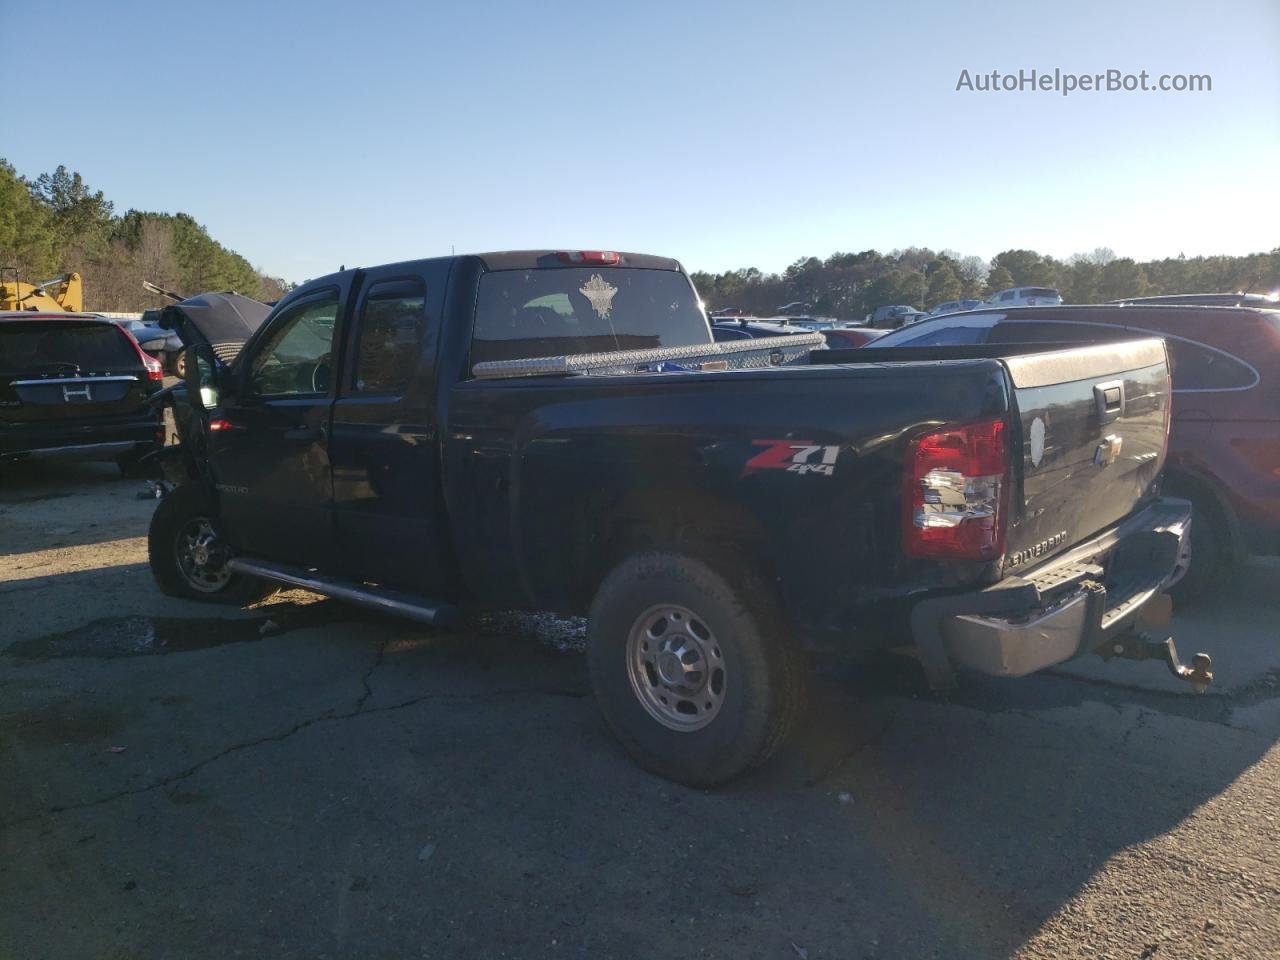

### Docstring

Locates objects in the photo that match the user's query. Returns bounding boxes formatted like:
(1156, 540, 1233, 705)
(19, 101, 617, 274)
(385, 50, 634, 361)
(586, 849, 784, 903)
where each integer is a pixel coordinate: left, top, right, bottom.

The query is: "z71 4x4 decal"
(743, 440, 841, 477)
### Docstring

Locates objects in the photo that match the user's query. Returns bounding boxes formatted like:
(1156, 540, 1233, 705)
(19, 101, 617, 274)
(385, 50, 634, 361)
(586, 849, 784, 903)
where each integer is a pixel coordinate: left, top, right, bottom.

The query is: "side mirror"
(139, 337, 167, 352)
(184, 343, 223, 411)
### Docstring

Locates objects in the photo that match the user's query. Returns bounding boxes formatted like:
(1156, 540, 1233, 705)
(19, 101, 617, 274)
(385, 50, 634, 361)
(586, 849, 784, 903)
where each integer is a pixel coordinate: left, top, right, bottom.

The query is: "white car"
(986, 286, 1063, 307)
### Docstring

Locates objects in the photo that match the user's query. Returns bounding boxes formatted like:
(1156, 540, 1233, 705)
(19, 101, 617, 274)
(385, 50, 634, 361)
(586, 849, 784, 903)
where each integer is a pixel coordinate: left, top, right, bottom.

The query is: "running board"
(226, 558, 459, 627)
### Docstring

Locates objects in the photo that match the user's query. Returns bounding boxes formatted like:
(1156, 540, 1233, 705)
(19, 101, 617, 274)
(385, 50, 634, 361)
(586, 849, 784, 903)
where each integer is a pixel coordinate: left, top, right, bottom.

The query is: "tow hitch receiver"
(1103, 631, 1214, 694)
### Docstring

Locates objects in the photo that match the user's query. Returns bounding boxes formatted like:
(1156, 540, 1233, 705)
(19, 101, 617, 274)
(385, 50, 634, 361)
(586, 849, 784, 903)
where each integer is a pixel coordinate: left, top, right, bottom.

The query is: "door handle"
(283, 425, 325, 443)
(1093, 380, 1125, 423)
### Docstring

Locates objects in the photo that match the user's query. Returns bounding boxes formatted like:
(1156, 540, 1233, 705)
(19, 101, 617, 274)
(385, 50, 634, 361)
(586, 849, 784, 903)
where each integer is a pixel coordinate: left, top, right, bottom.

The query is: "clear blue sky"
(6, 0, 1278, 282)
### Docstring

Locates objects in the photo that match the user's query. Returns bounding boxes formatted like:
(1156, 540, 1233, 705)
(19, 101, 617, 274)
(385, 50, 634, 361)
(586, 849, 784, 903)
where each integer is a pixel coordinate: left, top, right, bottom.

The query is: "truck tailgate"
(1002, 339, 1169, 570)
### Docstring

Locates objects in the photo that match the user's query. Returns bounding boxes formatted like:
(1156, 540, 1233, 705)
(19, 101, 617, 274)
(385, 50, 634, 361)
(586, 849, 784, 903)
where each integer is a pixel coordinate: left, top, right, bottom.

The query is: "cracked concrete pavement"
(2, 456, 1278, 959)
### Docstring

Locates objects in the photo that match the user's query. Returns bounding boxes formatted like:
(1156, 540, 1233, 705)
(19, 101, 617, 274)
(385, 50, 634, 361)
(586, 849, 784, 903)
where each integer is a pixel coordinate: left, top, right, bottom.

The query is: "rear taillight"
(903, 418, 1009, 561)
(119, 328, 164, 381)
(1161, 369, 1172, 464)
(557, 250, 620, 265)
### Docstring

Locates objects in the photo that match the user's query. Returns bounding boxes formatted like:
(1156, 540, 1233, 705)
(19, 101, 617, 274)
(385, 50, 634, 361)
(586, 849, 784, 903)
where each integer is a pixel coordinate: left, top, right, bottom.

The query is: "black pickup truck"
(151, 250, 1209, 785)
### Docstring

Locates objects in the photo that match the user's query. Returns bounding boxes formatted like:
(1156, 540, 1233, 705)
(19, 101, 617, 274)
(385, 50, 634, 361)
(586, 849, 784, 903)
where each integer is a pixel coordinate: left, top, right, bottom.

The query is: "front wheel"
(587, 552, 805, 787)
(148, 484, 271, 604)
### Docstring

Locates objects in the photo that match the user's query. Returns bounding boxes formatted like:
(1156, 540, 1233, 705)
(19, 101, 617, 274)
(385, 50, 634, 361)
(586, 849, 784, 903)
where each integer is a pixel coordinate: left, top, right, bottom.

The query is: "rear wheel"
(1167, 480, 1233, 603)
(148, 484, 271, 604)
(587, 552, 805, 787)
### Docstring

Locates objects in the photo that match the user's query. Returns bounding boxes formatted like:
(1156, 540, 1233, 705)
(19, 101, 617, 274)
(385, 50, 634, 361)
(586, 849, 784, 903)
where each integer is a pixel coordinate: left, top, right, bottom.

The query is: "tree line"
(691, 245, 1280, 320)
(0, 160, 290, 311)
(4, 158, 1276, 319)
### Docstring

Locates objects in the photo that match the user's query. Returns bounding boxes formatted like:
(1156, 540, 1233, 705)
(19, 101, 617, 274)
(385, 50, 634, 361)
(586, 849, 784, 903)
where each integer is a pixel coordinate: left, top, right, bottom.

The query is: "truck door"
(210, 286, 345, 567)
(328, 264, 454, 594)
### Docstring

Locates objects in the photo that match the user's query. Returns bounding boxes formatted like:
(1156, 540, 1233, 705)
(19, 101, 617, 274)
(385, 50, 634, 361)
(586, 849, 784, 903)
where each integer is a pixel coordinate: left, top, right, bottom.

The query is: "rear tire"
(148, 484, 271, 604)
(1167, 481, 1232, 603)
(587, 551, 806, 787)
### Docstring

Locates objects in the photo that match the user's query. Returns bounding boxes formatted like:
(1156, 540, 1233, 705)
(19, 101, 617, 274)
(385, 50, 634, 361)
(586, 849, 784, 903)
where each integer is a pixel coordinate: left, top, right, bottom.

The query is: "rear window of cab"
(470, 268, 710, 367)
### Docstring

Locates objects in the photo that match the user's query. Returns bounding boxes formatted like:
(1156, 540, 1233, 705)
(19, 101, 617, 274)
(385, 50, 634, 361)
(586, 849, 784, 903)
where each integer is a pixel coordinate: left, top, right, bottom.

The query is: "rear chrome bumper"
(911, 498, 1192, 686)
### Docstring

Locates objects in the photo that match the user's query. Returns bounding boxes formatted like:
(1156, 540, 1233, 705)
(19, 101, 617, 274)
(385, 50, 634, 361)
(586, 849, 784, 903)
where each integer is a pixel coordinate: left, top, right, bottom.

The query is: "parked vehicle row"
(712, 318, 885, 347)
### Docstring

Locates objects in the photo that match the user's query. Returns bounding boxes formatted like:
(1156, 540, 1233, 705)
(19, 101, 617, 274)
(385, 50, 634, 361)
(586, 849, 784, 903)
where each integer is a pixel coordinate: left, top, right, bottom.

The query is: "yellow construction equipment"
(0, 271, 84, 312)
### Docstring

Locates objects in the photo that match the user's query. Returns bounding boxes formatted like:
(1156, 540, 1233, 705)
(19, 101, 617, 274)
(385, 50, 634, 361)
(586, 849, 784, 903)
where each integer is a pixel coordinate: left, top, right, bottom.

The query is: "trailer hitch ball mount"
(1106, 631, 1214, 694)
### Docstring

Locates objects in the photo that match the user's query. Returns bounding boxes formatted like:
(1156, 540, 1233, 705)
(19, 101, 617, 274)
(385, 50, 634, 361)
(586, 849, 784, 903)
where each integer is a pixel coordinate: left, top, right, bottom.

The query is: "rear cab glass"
(470, 268, 710, 367)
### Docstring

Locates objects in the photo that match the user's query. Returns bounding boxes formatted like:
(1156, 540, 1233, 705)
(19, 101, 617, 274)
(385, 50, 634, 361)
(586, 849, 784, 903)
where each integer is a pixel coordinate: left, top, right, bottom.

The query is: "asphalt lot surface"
(2, 455, 1278, 960)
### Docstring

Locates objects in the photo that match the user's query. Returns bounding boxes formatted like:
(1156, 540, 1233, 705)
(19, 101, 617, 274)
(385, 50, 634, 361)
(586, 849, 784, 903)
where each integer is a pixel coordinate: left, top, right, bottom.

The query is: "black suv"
(0, 312, 165, 476)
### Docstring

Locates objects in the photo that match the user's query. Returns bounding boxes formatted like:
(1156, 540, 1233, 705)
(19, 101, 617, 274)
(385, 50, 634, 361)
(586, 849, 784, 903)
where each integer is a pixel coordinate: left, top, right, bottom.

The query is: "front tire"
(148, 484, 270, 604)
(587, 552, 805, 787)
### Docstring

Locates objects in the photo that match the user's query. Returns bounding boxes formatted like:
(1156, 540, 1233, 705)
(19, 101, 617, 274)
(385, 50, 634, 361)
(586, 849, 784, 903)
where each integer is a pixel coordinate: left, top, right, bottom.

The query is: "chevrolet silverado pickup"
(149, 250, 1210, 785)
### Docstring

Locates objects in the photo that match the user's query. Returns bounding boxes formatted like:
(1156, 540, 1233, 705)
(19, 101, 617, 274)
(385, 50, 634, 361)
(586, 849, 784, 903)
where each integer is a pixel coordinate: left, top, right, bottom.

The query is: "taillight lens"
(1161, 368, 1172, 465)
(119, 327, 165, 381)
(903, 418, 1009, 560)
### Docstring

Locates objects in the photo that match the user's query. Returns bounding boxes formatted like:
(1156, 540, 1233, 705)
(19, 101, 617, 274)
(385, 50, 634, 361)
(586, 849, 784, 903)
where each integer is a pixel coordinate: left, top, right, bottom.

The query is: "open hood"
(159, 292, 271, 364)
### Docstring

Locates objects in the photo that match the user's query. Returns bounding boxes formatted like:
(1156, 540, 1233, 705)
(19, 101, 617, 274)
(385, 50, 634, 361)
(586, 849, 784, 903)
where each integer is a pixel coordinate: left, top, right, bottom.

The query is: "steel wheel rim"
(625, 603, 726, 731)
(175, 516, 232, 593)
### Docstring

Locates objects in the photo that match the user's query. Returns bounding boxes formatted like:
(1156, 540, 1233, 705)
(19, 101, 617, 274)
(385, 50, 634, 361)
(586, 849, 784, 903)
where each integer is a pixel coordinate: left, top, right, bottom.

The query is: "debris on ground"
(418, 843, 436, 862)
(473, 611, 586, 653)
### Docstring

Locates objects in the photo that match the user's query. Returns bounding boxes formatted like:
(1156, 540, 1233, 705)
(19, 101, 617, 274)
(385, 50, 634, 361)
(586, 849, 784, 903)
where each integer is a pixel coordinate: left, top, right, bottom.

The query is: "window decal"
(579, 274, 618, 319)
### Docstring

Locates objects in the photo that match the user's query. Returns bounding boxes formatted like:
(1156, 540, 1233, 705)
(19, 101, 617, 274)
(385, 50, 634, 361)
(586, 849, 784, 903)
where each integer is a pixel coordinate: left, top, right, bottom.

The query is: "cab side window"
(249, 295, 339, 397)
(351, 279, 427, 395)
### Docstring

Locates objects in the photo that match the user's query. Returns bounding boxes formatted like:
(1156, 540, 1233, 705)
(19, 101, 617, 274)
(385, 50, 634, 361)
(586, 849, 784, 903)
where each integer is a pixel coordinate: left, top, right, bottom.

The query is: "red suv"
(865, 304, 1280, 597)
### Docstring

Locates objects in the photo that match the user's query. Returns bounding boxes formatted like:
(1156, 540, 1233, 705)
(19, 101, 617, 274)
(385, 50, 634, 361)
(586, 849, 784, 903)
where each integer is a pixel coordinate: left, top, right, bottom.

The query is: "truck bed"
(446, 335, 1170, 653)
